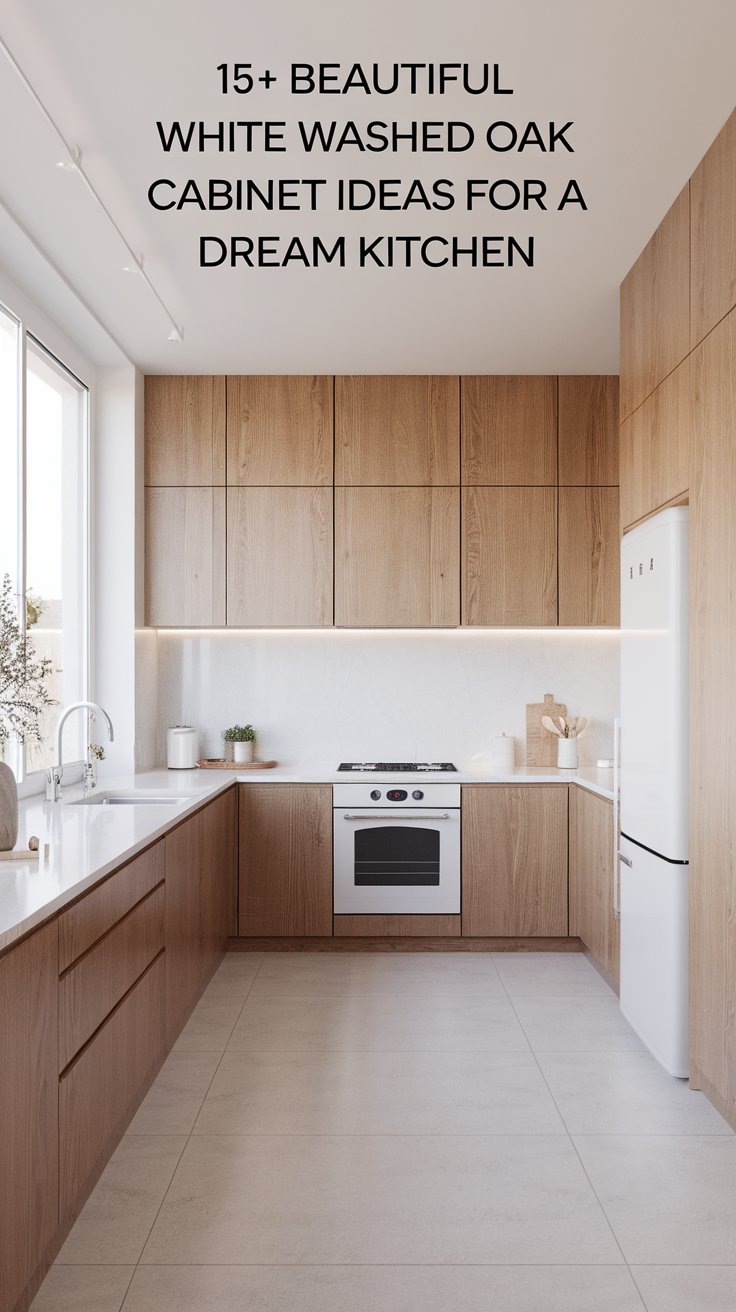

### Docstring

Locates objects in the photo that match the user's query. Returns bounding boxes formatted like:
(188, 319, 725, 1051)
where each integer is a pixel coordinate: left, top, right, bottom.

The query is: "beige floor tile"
(30, 1266, 133, 1312)
(255, 952, 500, 985)
(631, 1265, 736, 1311)
(171, 998, 244, 1053)
(575, 1135, 736, 1264)
(55, 1136, 186, 1265)
(194, 1049, 565, 1135)
(492, 951, 612, 997)
(127, 1051, 221, 1134)
(537, 1051, 733, 1135)
(142, 1133, 621, 1265)
(245, 969, 507, 1000)
(227, 993, 529, 1052)
(122, 1264, 644, 1312)
(512, 996, 646, 1052)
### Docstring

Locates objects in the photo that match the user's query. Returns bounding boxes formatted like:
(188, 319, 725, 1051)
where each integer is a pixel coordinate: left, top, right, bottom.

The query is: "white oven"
(333, 782, 461, 914)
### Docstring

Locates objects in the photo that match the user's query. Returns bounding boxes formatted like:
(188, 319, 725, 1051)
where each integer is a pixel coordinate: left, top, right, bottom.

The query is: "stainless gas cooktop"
(337, 762, 458, 772)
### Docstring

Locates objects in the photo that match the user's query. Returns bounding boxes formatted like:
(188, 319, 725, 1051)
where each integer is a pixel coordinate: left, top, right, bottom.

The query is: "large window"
(0, 300, 89, 782)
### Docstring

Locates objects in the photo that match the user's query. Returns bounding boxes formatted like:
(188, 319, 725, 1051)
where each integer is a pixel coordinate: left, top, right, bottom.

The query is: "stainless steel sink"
(71, 790, 192, 807)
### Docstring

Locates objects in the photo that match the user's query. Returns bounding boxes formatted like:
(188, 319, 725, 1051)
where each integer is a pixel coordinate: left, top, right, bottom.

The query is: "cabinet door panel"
(145, 375, 226, 485)
(461, 376, 557, 485)
(462, 487, 557, 626)
(145, 487, 225, 626)
(619, 357, 690, 529)
(620, 185, 690, 419)
(0, 920, 58, 1312)
(335, 375, 459, 485)
(59, 842, 165, 971)
(558, 376, 619, 486)
(335, 487, 460, 626)
(227, 376, 333, 485)
(690, 108, 736, 349)
(559, 487, 620, 626)
(165, 810, 204, 1040)
(227, 487, 333, 626)
(462, 786, 568, 936)
(569, 787, 618, 989)
(200, 788, 238, 975)
(239, 785, 332, 936)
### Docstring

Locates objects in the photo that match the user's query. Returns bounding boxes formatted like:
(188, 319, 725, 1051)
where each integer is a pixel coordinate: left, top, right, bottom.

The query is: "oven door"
(333, 809, 461, 914)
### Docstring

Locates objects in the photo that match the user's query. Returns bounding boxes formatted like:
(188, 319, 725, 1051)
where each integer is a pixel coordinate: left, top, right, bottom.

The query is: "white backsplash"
(155, 629, 619, 769)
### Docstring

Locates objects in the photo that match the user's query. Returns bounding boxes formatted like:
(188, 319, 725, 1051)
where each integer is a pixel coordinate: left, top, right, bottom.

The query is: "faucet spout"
(46, 701, 115, 802)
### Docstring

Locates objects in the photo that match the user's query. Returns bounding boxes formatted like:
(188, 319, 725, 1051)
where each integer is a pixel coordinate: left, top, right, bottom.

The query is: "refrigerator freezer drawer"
(619, 836, 689, 1077)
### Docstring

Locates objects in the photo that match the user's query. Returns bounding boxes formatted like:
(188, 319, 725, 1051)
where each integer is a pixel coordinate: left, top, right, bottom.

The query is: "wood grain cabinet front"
(335, 486, 460, 627)
(145, 486, 225, 626)
(619, 356, 690, 530)
(144, 375, 226, 486)
(558, 376, 619, 486)
(227, 486, 333, 626)
(226, 375, 333, 485)
(461, 375, 557, 485)
(569, 786, 619, 990)
(461, 785, 568, 936)
(462, 486, 557, 626)
(690, 107, 736, 350)
(239, 784, 332, 936)
(558, 487, 620, 626)
(335, 375, 459, 485)
(0, 921, 58, 1312)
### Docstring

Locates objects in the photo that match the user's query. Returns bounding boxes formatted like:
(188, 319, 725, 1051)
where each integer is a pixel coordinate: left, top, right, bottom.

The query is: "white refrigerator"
(619, 506, 689, 1077)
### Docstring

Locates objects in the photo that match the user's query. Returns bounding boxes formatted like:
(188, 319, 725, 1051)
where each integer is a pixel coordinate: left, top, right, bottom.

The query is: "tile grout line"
(117, 953, 268, 1307)
(492, 963, 649, 1310)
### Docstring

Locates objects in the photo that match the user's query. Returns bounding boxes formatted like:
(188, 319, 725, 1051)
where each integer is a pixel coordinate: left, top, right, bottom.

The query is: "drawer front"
(59, 952, 165, 1224)
(59, 841, 165, 972)
(59, 884, 165, 1070)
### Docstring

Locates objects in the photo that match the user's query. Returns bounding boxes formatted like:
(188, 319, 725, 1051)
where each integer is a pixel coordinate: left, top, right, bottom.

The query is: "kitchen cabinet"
(227, 486, 333, 626)
(0, 921, 58, 1312)
(144, 375, 226, 486)
(461, 785, 568, 936)
(200, 786, 238, 973)
(461, 375, 557, 485)
(335, 486, 460, 626)
(690, 108, 736, 350)
(226, 375, 333, 485)
(558, 487, 620, 626)
(462, 486, 557, 626)
(619, 357, 690, 529)
(239, 784, 332, 936)
(620, 185, 690, 420)
(558, 376, 619, 486)
(569, 786, 619, 989)
(145, 486, 225, 626)
(335, 375, 459, 485)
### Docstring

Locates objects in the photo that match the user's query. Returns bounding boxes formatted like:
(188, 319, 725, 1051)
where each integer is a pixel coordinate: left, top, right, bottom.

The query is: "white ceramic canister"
(490, 733, 515, 770)
(167, 726, 198, 769)
(557, 737, 578, 769)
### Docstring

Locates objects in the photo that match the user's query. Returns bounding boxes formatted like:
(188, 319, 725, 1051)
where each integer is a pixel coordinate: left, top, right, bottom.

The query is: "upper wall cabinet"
(558, 376, 619, 485)
(619, 357, 690, 530)
(335, 487, 460, 626)
(690, 108, 736, 351)
(226, 375, 333, 485)
(558, 487, 620, 626)
(462, 486, 557, 626)
(335, 375, 459, 485)
(620, 186, 690, 421)
(144, 376, 225, 485)
(145, 487, 225, 626)
(461, 376, 557, 485)
(227, 487, 333, 626)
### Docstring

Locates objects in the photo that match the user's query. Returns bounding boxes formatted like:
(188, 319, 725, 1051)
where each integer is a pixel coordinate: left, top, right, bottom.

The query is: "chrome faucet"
(45, 701, 115, 802)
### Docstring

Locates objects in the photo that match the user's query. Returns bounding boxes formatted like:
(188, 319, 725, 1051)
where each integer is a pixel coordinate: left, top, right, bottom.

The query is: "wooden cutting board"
(526, 693, 568, 766)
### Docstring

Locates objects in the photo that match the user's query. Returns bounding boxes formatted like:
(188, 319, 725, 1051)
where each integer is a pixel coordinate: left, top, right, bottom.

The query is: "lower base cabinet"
(569, 785, 619, 989)
(0, 920, 58, 1312)
(461, 785, 569, 936)
(239, 784, 332, 935)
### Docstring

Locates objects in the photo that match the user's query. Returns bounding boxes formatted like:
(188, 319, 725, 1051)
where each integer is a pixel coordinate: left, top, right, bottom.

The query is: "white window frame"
(1, 295, 91, 790)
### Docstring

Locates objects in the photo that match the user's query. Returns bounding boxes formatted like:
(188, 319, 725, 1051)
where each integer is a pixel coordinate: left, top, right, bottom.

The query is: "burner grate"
(337, 762, 457, 773)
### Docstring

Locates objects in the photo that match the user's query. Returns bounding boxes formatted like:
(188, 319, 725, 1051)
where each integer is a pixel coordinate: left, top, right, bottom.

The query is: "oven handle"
(341, 812, 452, 821)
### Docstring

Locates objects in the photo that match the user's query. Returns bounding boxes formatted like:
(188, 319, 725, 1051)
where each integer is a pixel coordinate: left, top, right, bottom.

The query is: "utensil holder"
(557, 737, 578, 769)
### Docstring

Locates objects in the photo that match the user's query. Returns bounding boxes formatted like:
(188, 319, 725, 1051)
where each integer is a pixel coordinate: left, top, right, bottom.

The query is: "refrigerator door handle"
(618, 851, 633, 867)
(613, 717, 621, 919)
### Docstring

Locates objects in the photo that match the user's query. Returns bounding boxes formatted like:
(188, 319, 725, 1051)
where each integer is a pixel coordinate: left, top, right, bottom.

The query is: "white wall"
(156, 629, 619, 769)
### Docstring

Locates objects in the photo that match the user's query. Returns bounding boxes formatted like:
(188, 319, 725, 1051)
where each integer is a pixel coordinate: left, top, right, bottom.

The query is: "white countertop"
(0, 764, 614, 954)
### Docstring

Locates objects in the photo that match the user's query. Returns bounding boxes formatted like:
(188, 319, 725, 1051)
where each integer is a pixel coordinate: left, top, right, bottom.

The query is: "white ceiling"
(1, 0, 734, 374)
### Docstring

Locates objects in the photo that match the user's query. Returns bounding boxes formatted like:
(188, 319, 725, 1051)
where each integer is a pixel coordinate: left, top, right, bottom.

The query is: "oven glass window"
(354, 826, 440, 887)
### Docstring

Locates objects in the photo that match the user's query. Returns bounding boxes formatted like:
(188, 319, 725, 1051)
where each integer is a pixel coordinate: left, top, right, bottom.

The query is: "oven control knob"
(370, 789, 381, 800)
(412, 790, 424, 800)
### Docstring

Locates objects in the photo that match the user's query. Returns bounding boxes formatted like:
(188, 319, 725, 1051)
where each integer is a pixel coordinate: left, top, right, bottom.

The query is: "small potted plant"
(223, 723, 256, 765)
